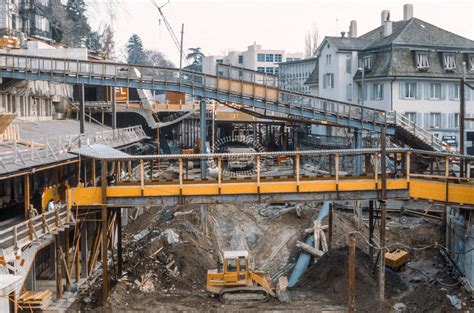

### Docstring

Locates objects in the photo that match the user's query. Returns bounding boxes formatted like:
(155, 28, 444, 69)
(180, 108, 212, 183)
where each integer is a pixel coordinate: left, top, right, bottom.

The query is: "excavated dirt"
(69, 202, 471, 312)
(297, 246, 406, 312)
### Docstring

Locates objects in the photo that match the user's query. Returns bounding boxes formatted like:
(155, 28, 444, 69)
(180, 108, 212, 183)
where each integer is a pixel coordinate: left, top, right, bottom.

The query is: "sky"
(86, 0, 474, 65)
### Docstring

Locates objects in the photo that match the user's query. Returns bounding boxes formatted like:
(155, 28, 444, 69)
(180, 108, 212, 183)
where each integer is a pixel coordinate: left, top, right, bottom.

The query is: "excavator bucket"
(276, 276, 290, 303)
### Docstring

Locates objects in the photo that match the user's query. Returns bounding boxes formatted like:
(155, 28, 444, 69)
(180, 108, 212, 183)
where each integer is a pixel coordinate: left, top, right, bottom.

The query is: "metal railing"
(0, 126, 146, 173)
(0, 206, 72, 261)
(0, 54, 388, 130)
(390, 111, 447, 151)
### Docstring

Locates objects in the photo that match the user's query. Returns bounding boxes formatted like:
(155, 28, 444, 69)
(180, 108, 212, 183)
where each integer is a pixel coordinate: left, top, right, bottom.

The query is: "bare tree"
(305, 24, 319, 58)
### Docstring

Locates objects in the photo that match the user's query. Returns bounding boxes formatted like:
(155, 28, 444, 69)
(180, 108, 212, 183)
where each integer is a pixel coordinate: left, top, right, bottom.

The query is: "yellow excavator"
(207, 250, 289, 303)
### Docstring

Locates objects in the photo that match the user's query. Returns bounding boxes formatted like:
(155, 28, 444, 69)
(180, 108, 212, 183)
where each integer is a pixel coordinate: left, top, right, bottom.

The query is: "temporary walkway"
(0, 54, 389, 132)
(66, 148, 474, 208)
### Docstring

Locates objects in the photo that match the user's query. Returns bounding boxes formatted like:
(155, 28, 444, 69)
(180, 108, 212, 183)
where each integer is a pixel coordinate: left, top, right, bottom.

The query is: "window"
(416, 52, 429, 69)
(450, 83, 460, 100)
(265, 67, 274, 74)
(239, 257, 246, 271)
(360, 56, 371, 70)
(404, 82, 417, 99)
(326, 54, 331, 64)
(346, 84, 353, 101)
(346, 58, 352, 73)
(35, 15, 49, 32)
(257, 67, 265, 73)
(455, 113, 460, 128)
(359, 85, 368, 101)
(216, 59, 223, 65)
(372, 83, 384, 100)
(274, 68, 279, 75)
(238, 55, 243, 64)
(405, 112, 417, 124)
(293, 58, 301, 61)
(275, 54, 282, 62)
(227, 259, 237, 272)
(265, 54, 274, 62)
(323, 73, 334, 88)
(443, 53, 456, 70)
(429, 83, 442, 100)
(286, 57, 293, 62)
(430, 113, 441, 128)
(470, 55, 474, 71)
(257, 54, 265, 62)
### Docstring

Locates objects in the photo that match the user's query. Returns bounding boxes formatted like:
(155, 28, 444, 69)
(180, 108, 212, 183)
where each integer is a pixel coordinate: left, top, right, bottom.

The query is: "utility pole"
(378, 115, 388, 302)
(460, 61, 466, 176)
(179, 23, 184, 72)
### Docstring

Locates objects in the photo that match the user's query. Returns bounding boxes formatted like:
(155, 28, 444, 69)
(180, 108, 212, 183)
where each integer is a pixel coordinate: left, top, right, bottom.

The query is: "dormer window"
(359, 56, 372, 71)
(443, 53, 456, 71)
(469, 55, 474, 71)
(416, 52, 429, 70)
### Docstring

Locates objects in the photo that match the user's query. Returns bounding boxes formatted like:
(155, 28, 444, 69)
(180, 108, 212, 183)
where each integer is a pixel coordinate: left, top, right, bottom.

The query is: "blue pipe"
(288, 202, 331, 288)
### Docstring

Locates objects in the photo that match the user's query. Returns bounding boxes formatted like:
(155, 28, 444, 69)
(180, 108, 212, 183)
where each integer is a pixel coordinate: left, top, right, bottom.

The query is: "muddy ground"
(68, 202, 471, 312)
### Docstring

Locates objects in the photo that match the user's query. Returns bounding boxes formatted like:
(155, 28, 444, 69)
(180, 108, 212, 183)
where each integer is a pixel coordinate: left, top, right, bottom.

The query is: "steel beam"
(200, 98, 207, 179)
(79, 84, 85, 135)
(106, 189, 408, 207)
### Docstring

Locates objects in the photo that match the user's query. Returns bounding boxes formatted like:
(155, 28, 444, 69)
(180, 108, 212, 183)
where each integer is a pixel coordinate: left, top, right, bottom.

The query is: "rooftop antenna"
(152, 0, 189, 68)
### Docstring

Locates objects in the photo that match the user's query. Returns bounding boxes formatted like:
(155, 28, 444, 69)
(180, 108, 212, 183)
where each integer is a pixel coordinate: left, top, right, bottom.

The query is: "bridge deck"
(0, 54, 390, 133)
(66, 148, 474, 208)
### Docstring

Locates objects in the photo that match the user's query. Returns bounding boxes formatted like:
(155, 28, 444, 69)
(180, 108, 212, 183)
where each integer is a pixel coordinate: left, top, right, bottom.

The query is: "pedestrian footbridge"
(65, 148, 474, 208)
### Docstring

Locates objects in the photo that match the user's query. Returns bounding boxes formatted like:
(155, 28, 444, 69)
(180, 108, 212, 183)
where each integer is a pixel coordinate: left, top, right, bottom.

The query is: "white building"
(307, 4, 474, 148)
(202, 43, 303, 76)
(279, 57, 318, 94)
(0, 0, 52, 39)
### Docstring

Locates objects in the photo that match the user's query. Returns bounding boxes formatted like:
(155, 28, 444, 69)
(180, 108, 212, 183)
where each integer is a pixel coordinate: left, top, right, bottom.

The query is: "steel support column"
(111, 86, 117, 130)
(378, 118, 388, 302)
(200, 98, 207, 179)
(354, 130, 362, 175)
(117, 207, 122, 277)
(79, 84, 85, 135)
(101, 160, 109, 302)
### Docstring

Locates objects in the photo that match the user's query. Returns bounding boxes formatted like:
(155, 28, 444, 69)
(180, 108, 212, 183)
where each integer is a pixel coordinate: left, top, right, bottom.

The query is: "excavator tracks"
(219, 286, 269, 304)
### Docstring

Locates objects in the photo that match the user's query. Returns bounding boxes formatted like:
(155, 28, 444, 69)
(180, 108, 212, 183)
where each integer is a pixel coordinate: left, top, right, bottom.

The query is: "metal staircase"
(389, 111, 449, 152)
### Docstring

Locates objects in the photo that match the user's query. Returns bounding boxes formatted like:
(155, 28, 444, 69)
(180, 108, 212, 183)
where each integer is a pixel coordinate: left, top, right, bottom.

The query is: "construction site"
(1, 1, 474, 312)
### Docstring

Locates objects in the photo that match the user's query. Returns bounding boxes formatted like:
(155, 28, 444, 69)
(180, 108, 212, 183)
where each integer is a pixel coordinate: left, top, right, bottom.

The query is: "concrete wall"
(0, 41, 88, 59)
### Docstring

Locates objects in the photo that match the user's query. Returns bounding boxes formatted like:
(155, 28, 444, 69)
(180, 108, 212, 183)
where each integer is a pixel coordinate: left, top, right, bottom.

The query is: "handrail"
(390, 111, 447, 151)
(0, 126, 146, 171)
(0, 53, 388, 129)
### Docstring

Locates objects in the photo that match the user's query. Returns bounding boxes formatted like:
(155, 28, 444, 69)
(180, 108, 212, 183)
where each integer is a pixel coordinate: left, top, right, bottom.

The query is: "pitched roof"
(324, 18, 474, 53)
(324, 37, 368, 51)
(362, 18, 474, 50)
(304, 60, 319, 85)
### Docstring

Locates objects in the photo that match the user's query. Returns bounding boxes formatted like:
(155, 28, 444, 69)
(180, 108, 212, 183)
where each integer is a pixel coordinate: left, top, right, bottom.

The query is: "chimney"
(349, 20, 357, 38)
(403, 4, 414, 20)
(341, 31, 346, 38)
(381, 10, 390, 25)
(384, 21, 393, 37)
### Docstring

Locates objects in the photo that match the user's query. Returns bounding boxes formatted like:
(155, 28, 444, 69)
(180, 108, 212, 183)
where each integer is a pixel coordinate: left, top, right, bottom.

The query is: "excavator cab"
(223, 251, 248, 284)
(207, 250, 289, 303)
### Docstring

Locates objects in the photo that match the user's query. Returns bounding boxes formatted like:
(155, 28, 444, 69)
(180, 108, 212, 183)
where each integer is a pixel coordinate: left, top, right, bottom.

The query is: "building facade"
(0, 0, 52, 39)
(278, 57, 318, 94)
(307, 4, 474, 147)
(202, 43, 303, 76)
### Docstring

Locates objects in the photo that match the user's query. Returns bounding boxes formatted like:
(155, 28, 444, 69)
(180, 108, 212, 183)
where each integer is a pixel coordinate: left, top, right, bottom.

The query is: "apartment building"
(202, 43, 303, 76)
(307, 4, 474, 146)
(279, 57, 318, 94)
(0, 0, 52, 39)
